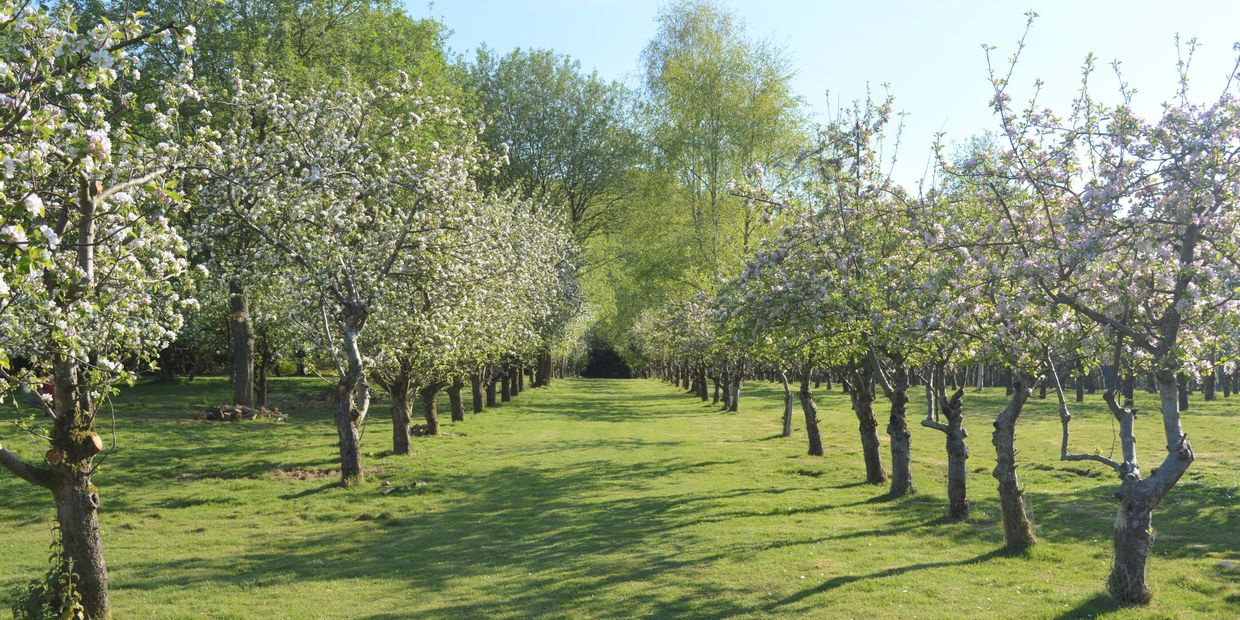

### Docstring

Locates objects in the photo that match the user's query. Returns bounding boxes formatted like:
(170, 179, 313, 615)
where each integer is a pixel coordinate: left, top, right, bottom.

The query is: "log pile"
(193, 404, 288, 422)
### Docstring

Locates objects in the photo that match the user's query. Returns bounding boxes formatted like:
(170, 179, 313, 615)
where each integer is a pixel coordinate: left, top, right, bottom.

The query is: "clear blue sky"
(410, 0, 1240, 183)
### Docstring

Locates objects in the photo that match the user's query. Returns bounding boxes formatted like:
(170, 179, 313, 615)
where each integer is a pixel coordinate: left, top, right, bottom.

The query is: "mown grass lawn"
(0, 376, 1235, 618)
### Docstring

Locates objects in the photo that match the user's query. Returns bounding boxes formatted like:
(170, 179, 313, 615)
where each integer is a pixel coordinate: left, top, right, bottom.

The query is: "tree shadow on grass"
(116, 455, 763, 618)
(1050, 592, 1123, 619)
(763, 547, 1009, 611)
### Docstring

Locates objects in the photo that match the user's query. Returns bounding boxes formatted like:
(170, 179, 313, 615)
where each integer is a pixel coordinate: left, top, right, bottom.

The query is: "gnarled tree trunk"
(1106, 372, 1194, 604)
(335, 307, 370, 486)
(884, 366, 914, 497)
(388, 370, 413, 455)
(420, 383, 442, 436)
(923, 386, 969, 520)
(992, 376, 1036, 550)
(799, 369, 824, 456)
(848, 365, 887, 485)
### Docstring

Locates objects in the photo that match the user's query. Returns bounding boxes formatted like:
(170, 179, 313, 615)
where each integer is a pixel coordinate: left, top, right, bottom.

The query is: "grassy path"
(0, 377, 1235, 618)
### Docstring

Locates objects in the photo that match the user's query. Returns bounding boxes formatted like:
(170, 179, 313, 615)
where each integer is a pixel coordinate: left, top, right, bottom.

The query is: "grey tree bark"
(848, 364, 887, 485)
(727, 373, 741, 412)
(799, 369, 824, 456)
(923, 384, 969, 520)
(992, 376, 1036, 550)
(228, 279, 255, 408)
(880, 363, 914, 497)
(334, 307, 370, 486)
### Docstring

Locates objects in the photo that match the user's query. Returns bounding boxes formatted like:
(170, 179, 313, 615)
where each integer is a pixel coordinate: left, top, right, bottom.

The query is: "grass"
(0, 376, 1235, 618)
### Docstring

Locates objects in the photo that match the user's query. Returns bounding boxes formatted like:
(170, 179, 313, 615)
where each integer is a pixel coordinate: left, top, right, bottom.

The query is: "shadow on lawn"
(118, 455, 761, 618)
(1051, 593, 1123, 619)
(763, 547, 1010, 612)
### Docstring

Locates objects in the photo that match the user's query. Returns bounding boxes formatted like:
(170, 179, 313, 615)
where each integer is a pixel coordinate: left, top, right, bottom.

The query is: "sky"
(410, 0, 1240, 184)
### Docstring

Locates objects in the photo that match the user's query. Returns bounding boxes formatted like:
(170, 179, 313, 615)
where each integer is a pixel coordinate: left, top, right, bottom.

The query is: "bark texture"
(388, 373, 412, 455)
(1105, 373, 1194, 604)
(884, 366, 914, 497)
(992, 377, 1036, 550)
(228, 280, 255, 408)
(334, 307, 370, 486)
(420, 384, 442, 436)
(448, 377, 465, 422)
(923, 387, 969, 520)
(799, 372, 824, 456)
(848, 365, 887, 485)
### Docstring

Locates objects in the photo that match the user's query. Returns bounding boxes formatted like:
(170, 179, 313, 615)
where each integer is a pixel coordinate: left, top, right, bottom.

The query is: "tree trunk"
(486, 373, 498, 407)
(335, 308, 369, 486)
(720, 369, 732, 411)
(711, 375, 721, 405)
(470, 373, 484, 413)
(255, 332, 271, 409)
(420, 384, 441, 435)
(992, 377, 1036, 550)
(886, 367, 914, 497)
(924, 387, 969, 520)
(390, 377, 412, 455)
(54, 478, 108, 618)
(781, 371, 794, 438)
(449, 377, 465, 422)
(727, 374, 741, 412)
(849, 366, 887, 485)
(1122, 371, 1136, 408)
(501, 367, 512, 402)
(1176, 373, 1190, 411)
(228, 279, 255, 408)
(534, 350, 553, 387)
(515, 365, 525, 393)
(799, 371, 824, 456)
(1075, 363, 1086, 403)
(1106, 372, 1194, 604)
(35, 357, 110, 618)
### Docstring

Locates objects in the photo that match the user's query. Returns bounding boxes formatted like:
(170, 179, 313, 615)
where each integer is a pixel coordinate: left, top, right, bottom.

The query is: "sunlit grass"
(0, 376, 1234, 618)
